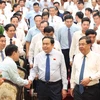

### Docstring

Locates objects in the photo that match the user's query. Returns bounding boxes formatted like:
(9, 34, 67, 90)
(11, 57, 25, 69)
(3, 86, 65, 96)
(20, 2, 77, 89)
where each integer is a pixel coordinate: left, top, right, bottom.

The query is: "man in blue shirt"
(25, 15, 42, 58)
(25, 2, 41, 28)
(57, 14, 80, 88)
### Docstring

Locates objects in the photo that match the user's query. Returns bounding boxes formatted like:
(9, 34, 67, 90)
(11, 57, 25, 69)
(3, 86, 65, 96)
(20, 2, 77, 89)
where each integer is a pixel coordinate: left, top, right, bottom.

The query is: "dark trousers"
(73, 84, 100, 100)
(37, 80, 62, 100)
(62, 49, 71, 88)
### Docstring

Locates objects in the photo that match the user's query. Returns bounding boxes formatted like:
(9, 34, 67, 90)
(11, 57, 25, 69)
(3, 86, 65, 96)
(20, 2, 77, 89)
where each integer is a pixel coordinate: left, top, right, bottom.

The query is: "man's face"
(6, 26, 16, 38)
(44, 32, 54, 37)
(34, 16, 42, 28)
(13, 50, 19, 61)
(15, 5, 20, 12)
(11, 18, 19, 27)
(54, 3, 59, 8)
(1, 3, 6, 9)
(85, 10, 90, 17)
(93, 15, 100, 25)
(39, 22, 48, 33)
(33, 5, 40, 12)
(19, 1, 25, 7)
(42, 38, 54, 54)
(87, 34, 96, 44)
(92, 0, 96, 6)
(65, 18, 73, 28)
(97, 0, 100, 5)
(42, 15, 49, 21)
(81, 21, 90, 32)
(79, 39, 90, 55)
(49, 8, 56, 16)
(0, 37, 6, 50)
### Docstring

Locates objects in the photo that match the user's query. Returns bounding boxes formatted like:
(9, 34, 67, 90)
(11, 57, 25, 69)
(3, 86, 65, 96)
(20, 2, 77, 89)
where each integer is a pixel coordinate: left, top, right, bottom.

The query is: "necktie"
(68, 28, 72, 48)
(10, 39, 12, 44)
(51, 16, 53, 22)
(0, 51, 4, 61)
(45, 54, 50, 81)
(79, 56, 86, 94)
(14, 34, 16, 38)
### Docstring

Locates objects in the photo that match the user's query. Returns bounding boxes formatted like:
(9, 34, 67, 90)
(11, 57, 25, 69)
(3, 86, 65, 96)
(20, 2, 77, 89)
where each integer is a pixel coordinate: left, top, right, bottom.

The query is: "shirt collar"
(81, 51, 91, 58)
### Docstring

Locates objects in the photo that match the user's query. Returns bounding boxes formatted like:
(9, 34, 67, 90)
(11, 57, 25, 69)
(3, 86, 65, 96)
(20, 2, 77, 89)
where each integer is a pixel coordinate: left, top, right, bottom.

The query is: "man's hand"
(70, 61, 72, 66)
(0, 78, 5, 85)
(70, 88, 74, 97)
(62, 89, 67, 99)
(30, 64, 33, 69)
(24, 80, 32, 89)
(80, 78, 91, 86)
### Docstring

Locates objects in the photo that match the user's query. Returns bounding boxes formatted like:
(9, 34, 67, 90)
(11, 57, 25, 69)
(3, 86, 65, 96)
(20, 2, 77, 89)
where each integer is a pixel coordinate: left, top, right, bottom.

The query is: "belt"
(38, 79, 62, 85)
(76, 83, 99, 89)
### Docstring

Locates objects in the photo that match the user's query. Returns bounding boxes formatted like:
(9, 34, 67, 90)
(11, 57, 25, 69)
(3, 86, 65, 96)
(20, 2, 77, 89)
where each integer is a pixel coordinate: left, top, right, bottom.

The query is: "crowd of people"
(0, 0, 100, 100)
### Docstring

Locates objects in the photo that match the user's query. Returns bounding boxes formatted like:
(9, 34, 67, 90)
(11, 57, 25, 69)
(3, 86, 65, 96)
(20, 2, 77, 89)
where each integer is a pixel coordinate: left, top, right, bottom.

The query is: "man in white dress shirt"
(70, 36, 100, 100)
(85, 29, 100, 54)
(70, 17, 90, 65)
(34, 26, 61, 56)
(0, 44, 30, 87)
(28, 36, 67, 100)
(29, 21, 49, 68)
(48, 6, 62, 34)
(4, 24, 25, 56)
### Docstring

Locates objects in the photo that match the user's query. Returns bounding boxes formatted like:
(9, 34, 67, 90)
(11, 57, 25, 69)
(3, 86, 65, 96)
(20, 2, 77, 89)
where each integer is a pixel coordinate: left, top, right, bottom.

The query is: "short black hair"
(13, 12, 22, 17)
(10, 16, 19, 22)
(93, 12, 100, 18)
(76, 11, 84, 19)
(44, 26, 54, 33)
(4, 24, 16, 31)
(78, 1, 84, 5)
(40, 21, 49, 26)
(34, 15, 42, 20)
(81, 17, 91, 24)
(92, 10, 99, 15)
(0, 1, 6, 4)
(42, 36, 54, 44)
(79, 36, 91, 44)
(33, 2, 39, 6)
(0, 34, 5, 38)
(64, 14, 73, 21)
(85, 29, 97, 36)
(85, 8, 92, 13)
(42, 12, 49, 17)
(18, 0, 25, 4)
(53, 2, 60, 5)
(12, 4, 19, 11)
(42, 8, 49, 12)
(5, 44, 18, 56)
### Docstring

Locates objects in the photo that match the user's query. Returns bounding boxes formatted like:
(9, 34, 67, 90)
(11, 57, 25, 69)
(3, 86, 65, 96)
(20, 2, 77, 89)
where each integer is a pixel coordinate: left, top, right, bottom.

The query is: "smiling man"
(70, 36, 100, 100)
(28, 36, 67, 100)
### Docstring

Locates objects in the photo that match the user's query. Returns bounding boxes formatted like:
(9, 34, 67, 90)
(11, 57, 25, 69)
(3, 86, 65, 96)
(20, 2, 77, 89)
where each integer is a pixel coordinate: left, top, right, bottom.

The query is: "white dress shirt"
(28, 32, 44, 64)
(48, 15, 62, 33)
(34, 39, 61, 56)
(16, 27, 25, 45)
(0, 56, 28, 86)
(28, 49, 67, 90)
(71, 51, 100, 88)
(70, 30, 85, 62)
(91, 43, 100, 54)
(5, 35, 25, 56)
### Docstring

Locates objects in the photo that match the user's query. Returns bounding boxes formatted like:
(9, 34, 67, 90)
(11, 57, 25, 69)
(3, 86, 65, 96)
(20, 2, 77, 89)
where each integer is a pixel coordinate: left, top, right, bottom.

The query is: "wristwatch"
(89, 76, 92, 81)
